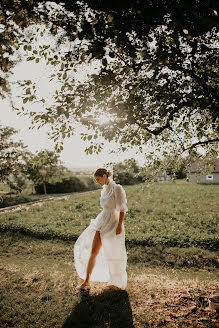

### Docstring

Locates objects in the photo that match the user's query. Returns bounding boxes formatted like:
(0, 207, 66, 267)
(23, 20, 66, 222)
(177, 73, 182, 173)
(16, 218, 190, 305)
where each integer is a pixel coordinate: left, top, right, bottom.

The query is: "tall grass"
(0, 182, 218, 251)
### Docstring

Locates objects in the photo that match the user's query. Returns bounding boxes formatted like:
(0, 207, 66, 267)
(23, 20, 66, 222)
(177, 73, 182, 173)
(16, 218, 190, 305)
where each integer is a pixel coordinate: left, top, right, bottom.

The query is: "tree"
(154, 156, 188, 180)
(1, 1, 219, 160)
(7, 173, 27, 193)
(113, 159, 140, 174)
(0, 125, 27, 182)
(113, 158, 144, 185)
(24, 150, 62, 194)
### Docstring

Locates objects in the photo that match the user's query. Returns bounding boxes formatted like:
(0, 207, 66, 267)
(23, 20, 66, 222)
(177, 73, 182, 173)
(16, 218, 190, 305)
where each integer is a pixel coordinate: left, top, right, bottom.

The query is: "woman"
(74, 168, 128, 290)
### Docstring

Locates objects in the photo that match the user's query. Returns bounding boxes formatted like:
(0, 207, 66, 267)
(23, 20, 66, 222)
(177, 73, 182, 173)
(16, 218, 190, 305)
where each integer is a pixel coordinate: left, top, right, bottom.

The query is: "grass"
(0, 182, 218, 250)
(0, 232, 218, 328)
(0, 181, 219, 327)
(0, 181, 71, 209)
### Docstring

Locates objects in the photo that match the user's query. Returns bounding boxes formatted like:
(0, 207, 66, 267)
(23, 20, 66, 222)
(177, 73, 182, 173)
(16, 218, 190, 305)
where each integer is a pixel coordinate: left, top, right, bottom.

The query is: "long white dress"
(74, 179, 128, 290)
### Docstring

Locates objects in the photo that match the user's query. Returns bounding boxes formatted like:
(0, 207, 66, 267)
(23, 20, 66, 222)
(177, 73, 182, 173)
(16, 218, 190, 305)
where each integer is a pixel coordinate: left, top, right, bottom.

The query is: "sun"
(96, 112, 113, 125)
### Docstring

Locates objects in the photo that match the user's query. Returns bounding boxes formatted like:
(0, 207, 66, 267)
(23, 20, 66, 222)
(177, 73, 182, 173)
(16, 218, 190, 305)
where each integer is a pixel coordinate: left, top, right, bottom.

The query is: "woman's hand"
(116, 223, 122, 235)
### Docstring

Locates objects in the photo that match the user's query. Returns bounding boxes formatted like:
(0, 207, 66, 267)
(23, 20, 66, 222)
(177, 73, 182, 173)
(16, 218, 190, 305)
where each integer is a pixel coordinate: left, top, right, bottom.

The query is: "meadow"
(0, 181, 218, 327)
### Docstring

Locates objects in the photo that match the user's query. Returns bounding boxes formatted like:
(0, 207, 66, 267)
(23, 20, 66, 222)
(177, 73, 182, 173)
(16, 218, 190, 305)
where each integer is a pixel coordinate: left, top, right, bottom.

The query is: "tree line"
(0, 125, 98, 196)
(1, 124, 194, 201)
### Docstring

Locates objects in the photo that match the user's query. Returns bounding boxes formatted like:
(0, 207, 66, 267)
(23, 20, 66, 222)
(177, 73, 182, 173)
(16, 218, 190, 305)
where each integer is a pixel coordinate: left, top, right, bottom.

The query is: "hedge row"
(35, 176, 98, 194)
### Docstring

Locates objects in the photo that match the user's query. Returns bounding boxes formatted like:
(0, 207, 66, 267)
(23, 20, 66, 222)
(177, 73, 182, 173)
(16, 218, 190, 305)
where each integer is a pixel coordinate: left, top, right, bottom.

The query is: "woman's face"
(94, 174, 108, 186)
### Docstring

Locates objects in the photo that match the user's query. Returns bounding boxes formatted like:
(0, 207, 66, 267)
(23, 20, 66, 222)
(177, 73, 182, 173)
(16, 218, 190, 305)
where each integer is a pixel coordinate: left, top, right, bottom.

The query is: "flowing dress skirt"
(74, 208, 127, 290)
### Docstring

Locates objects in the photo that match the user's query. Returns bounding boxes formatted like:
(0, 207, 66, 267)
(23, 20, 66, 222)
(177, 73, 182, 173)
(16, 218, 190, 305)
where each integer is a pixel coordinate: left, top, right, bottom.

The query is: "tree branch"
(184, 138, 219, 152)
(141, 107, 180, 136)
(144, 122, 170, 136)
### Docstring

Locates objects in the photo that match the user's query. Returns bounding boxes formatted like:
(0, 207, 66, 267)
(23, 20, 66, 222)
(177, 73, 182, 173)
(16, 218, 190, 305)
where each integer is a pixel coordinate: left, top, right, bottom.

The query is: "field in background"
(0, 181, 219, 327)
(0, 181, 218, 251)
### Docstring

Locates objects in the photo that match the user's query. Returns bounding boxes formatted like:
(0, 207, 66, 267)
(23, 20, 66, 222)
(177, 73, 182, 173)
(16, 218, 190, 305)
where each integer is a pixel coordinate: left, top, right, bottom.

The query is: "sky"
(1, 78, 148, 172)
(1, 95, 148, 170)
(1, 23, 150, 170)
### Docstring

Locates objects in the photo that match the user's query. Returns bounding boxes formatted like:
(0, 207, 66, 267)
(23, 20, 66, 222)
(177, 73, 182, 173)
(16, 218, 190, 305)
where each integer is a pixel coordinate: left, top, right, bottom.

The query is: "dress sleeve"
(115, 184, 128, 213)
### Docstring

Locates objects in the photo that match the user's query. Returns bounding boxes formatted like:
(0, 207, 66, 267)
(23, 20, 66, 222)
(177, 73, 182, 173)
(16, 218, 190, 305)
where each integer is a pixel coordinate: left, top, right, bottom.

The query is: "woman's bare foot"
(76, 281, 90, 290)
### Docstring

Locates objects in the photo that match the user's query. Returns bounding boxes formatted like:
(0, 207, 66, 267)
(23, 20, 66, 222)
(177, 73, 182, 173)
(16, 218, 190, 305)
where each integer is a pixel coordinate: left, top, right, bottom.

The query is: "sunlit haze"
(1, 29, 148, 170)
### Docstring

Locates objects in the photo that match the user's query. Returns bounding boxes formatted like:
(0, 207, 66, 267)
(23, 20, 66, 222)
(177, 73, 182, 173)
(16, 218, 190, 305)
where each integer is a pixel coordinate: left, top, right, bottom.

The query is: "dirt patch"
(128, 274, 219, 327)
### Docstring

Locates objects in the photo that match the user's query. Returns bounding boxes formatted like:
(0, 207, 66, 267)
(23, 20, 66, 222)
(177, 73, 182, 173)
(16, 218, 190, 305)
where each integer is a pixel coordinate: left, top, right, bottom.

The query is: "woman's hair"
(94, 168, 112, 178)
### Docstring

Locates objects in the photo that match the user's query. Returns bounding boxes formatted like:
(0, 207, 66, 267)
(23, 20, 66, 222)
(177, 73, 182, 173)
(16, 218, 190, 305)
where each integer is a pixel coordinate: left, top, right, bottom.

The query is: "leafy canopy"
(0, 125, 27, 182)
(23, 150, 61, 184)
(1, 0, 219, 161)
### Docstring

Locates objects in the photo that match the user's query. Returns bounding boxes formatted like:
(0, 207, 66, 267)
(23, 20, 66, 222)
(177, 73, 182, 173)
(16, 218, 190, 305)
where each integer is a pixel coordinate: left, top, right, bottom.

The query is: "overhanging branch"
(184, 138, 219, 152)
(144, 122, 170, 136)
(141, 107, 180, 136)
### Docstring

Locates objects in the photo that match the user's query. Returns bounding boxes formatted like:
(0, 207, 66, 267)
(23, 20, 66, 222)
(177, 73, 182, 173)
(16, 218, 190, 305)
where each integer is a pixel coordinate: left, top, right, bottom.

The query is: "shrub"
(35, 176, 87, 194)
(112, 158, 148, 185)
(84, 177, 100, 191)
(113, 170, 140, 185)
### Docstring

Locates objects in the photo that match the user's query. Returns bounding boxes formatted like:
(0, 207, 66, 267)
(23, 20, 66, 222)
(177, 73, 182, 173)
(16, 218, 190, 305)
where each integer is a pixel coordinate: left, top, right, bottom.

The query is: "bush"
(113, 170, 140, 185)
(84, 177, 100, 191)
(0, 195, 33, 208)
(35, 177, 87, 194)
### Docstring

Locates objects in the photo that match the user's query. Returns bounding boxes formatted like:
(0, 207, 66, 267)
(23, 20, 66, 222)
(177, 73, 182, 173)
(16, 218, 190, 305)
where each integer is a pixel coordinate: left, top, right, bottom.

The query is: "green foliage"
(35, 176, 87, 194)
(113, 159, 140, 174)
(23, 150, 62, 194)
(0, 125, 27, 182)
(0, 195, 33, 208)
(142, 156, 189, 181)
(83, 176, 100, 191)
(6, 174, 27, 193)
(1, 1, 218, 161)
(113, 171, 139, 185)
(113, 158, 145, 185)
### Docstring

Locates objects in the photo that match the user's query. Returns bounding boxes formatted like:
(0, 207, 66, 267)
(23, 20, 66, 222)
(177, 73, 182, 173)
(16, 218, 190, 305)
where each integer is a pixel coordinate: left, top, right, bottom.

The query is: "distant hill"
(68, 167, 96, 175)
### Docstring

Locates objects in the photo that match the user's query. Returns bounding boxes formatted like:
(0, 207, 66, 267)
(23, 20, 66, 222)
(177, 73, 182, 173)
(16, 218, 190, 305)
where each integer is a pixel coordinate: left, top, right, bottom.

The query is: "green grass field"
(0, 181, 219, 327)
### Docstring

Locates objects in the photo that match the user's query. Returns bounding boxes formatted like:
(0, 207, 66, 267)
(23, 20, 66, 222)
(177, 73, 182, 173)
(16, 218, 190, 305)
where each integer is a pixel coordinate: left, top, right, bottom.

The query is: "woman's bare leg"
(76, 231, 102, 290)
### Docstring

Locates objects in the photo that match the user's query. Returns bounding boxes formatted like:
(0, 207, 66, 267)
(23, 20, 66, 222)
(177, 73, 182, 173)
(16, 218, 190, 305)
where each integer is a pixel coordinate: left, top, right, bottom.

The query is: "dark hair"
(94, 168, 112, 178)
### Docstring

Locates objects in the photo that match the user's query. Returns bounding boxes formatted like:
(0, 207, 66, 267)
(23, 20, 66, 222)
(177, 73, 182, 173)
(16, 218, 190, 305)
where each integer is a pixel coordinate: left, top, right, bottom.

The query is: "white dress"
(74, 179, 128, 289)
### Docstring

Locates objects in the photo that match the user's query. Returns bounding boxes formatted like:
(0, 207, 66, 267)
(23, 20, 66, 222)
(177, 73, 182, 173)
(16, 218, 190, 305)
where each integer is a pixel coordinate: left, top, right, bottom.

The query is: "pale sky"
(1, 96, 147, 170)
(1, 24, 149, 170)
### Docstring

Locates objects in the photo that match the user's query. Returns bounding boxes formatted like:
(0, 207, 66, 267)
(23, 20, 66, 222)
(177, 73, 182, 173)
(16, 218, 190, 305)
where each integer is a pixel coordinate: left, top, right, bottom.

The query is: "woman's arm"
(115, 184, 127, 235)
(116, 211, 125, 235)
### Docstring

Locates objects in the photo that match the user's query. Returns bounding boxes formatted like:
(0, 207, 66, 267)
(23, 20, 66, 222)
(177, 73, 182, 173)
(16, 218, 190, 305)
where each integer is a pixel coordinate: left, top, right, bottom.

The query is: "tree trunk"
(43, 182, 47, 194)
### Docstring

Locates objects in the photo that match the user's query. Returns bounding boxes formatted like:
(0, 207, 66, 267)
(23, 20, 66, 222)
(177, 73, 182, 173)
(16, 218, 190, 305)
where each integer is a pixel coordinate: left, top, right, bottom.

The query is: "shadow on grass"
(62, 289, 134, 328)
